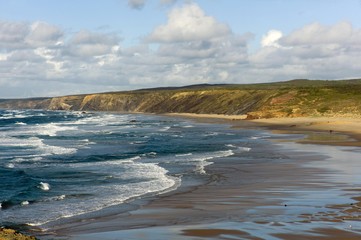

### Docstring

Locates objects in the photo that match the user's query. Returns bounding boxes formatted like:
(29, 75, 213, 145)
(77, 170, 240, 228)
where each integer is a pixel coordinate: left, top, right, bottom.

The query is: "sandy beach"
(168, 113, 361, 145)
(34, 114, 361, 239)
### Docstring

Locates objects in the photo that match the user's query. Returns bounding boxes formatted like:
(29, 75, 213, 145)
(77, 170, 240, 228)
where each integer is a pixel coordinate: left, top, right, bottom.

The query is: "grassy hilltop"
(1, 79, 361, 119)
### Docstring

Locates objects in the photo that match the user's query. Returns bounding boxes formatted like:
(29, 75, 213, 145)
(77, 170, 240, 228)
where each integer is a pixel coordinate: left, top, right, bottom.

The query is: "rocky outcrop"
(0, 228, 37, 240)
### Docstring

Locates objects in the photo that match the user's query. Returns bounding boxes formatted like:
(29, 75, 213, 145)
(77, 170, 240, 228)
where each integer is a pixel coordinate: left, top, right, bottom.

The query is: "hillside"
(1, 79, 361, 119)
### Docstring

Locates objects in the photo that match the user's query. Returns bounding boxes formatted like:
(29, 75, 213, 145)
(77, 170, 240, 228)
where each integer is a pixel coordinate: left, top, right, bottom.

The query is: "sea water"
(0, 109, 261, 228)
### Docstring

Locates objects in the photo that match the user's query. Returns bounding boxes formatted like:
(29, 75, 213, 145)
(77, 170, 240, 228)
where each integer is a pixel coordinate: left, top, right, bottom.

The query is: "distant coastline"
(1, 79, 361, 120)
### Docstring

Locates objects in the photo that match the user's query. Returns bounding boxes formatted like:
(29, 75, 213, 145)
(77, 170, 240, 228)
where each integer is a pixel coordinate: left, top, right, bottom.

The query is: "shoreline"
(166, 113, 361, 146)
(16, 113, 361, 239)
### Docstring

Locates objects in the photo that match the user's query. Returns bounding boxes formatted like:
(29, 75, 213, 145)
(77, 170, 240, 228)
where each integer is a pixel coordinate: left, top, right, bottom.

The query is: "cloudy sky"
(1, 0, 361, 98)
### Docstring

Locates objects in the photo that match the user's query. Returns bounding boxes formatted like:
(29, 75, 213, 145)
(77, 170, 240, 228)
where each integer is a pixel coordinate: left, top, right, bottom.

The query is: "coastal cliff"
(1, 79, 361, 118)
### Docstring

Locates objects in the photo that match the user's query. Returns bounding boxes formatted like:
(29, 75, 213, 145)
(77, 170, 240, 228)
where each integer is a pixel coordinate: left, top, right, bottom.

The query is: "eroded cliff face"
(48, 95, 85, 110)
(0, 98, 51, 110)
(2, 80, 361, 118)
(55, 90, 273, 115)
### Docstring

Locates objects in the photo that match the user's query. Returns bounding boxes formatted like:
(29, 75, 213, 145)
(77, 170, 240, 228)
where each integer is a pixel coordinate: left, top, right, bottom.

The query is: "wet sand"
(252, 117, 361, 147)
(39, 115, 361, 239)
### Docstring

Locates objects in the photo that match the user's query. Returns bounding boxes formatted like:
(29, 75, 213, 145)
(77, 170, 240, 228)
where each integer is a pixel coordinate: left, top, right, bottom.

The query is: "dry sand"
(40, 114, 361, 240)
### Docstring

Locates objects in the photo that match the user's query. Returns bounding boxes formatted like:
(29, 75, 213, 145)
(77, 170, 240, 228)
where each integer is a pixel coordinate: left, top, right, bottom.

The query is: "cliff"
(2, 79, 361, 118)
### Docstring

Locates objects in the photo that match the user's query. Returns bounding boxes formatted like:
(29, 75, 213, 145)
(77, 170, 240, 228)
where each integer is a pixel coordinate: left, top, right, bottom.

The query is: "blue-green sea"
(0, 109, 261, 228)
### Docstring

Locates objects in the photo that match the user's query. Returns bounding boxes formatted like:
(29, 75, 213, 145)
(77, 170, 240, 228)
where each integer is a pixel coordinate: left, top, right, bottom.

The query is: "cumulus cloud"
(261, 30, 283, 48)
(25, 22, 63, 47)
(281, 21, 356, 45)
(250, 21, 361, 82)
(0, 19, 125, 97)
(148, 3, 231, 42)
(65, 30, 120, 58)
(0, 21, 29, 49)
(1, 4, 361, 98)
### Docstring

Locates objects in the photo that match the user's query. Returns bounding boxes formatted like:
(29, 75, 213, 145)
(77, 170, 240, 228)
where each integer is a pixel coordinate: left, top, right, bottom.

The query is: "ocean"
(0, 109, 262, 229)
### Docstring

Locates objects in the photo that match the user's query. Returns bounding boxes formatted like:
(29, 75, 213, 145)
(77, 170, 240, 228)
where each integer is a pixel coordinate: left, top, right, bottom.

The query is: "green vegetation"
(1, 79, 361, 119)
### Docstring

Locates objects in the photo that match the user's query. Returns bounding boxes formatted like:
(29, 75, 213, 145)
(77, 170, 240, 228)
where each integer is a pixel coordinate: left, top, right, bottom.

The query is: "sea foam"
(39, 182, 51, 191)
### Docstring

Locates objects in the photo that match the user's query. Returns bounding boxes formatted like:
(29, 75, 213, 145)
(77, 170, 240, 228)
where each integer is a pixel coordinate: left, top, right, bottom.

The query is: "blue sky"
(1, 0, 361, 97)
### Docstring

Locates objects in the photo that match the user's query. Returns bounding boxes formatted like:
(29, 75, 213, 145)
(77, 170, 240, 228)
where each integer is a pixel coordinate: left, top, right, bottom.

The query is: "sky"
(1, 0, 361, 98)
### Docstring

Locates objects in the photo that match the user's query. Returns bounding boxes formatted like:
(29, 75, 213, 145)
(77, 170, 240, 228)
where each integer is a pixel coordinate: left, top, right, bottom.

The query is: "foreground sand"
(34, 114, 361, 239)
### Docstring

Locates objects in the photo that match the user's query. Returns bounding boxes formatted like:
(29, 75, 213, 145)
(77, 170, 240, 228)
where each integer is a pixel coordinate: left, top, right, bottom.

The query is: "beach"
(34, 114, 361, 240)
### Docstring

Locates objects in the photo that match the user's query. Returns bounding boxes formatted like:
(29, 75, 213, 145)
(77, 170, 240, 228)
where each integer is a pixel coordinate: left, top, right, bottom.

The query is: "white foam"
(0, 136, 77, 156)
(5, 163, 15, 168)
(39, 182, 51, 191)
(5, 121, 78, 137)
(46, 195, 66, 202)
(251, 135, 270, 140)
(196, 150, 234, 161)
(80, 139, 95, 144)
(239, 147, 251, 152)
(32, 123, 78, 137)
(21, 159, 179, 227)
(175, 153, 193, 157)
(204, 132, 219, 136)
(0, 113, 27, 119)
(40, 144, 77, 155)
(159, 126, 171, 131)
(21, 201, 30, 206)
(73, 114, 128, 126)
(130, 141, 147, 145)
(144, 152, 157, 157)
(57, 195, 66, 200)
(226, 144, 237, 148)
(174, 150, 235, 175)
(10, 156, 44, 165)
(0, 136, 38, 147)
(129, 156, 141, 161)
(226, 144, 251, 152)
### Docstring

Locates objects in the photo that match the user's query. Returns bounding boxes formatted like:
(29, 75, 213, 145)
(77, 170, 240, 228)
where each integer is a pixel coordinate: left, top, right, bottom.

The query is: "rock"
(0, 228, 38, 240)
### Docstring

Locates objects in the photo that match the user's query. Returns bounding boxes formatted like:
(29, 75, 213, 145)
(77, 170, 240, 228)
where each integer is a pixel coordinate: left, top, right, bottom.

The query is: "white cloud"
(261, 30, 283, 48)
(25, 21, 63, 47)
(148, 3, 231, 42)
(250, 21, 361, 81)
(65, 30, 120, 58)
(1, 9, 361, 98)
(0, 21, 28, 49)
(281, 21, 357, 46)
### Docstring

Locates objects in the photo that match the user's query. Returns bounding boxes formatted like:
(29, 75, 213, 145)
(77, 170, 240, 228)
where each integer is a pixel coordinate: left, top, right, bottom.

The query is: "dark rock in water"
(0, 200, 13, 210)
(129, 120, 137, 123)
